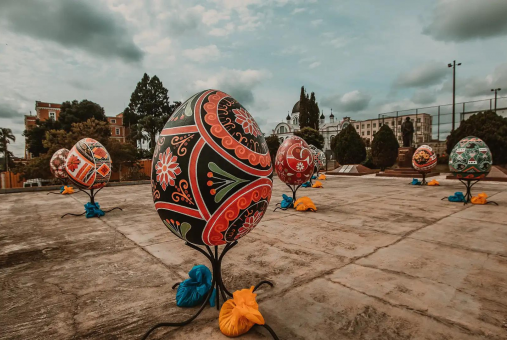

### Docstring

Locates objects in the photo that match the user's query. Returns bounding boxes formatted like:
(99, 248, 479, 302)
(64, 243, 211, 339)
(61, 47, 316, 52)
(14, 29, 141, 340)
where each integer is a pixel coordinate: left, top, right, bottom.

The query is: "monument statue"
(401, 117, 414, 147)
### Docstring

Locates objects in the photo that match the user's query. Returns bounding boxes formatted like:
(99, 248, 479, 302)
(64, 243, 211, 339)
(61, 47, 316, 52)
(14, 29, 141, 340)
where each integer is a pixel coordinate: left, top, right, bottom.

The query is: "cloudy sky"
(1, 0, 507, 156)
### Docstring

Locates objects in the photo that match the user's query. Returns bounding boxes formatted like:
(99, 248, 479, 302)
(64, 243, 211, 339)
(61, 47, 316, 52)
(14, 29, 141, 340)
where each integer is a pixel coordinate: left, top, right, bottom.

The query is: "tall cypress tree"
(308, 92, 320, 130)
(299, 86, 308, 130)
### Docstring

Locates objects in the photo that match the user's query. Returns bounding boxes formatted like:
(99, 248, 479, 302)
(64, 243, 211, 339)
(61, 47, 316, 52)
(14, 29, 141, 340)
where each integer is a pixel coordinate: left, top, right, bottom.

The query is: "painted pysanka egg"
(151, 89, 273, 246)
(308, 144, 326, 173)
(275, 136, 314, 185)
(50, 148, 69, 179)
(65, 138, 112, 190)
(412, 145, 437, 173)
(449, 136, 492, 179)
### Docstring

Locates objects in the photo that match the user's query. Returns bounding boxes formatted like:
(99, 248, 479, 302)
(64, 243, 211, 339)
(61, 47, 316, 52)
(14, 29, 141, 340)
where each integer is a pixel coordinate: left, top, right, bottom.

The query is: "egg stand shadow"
(273, 183, 302, 212)
(60, 187, 123, 218)
(141, 240, 279, 340)
(441, 179, 498, 205)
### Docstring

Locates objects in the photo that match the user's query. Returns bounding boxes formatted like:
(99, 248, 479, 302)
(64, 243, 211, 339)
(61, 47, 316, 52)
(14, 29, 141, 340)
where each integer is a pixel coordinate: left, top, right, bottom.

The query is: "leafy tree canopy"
(371, 125, 399, 171)
(294, 127, 324, 150)
(446, 110, 507, 165)
(331, 123, 366, 164)
(265, 134, 281, 164)
(59, 99, 107, 131)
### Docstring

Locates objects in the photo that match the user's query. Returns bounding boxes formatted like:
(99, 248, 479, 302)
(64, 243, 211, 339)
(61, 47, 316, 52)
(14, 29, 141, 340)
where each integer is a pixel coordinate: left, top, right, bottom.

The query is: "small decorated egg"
(50, 148, 69, 179)
(308, 144, 325, 173)
(449, 136, 492, 179)
(412, 145, 437, 173)
(151, 89, 273, 246)
(275, 136, 314, 185)
(66, 138, 112, 190)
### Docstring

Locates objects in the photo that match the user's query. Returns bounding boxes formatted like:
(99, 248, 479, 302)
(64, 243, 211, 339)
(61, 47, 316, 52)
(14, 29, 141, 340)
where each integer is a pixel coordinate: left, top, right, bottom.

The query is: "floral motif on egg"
(449, 136, 492, 179)
(65, 138, 112, 190)
(50, 148, 70, 179)
(412, 145, 437, 173)
(275, 136, 314, 185)
(151, 89, 273, 246)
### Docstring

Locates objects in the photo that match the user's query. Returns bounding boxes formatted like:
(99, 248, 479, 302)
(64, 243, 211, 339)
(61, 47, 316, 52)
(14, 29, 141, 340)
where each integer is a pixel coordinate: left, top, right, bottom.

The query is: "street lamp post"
(448, 60, 462, 131)
(491, 88, 501, 111)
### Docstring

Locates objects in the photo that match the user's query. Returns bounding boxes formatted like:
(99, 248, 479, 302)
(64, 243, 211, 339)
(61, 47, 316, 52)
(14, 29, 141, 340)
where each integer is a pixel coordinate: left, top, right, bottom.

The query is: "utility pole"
(448, 60, 462, 131)
(491, 88, 501, 111)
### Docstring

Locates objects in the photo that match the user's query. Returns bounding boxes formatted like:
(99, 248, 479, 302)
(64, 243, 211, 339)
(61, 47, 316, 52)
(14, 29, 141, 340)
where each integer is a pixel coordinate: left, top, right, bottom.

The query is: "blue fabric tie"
(84, 202, 105, 218)
(448, 192, 465, 202)
(176, 265, 214, 307)
(311, 175, 317, 180)
(302, 181, 311, 187)
(411, 178, 421, 185)
(60, 186, 65, 193)
(280, 194, 294, 209)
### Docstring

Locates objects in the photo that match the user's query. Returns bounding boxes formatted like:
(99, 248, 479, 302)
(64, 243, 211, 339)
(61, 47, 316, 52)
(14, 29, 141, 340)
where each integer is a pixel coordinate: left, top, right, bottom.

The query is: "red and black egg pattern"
(151, 89, 273, 246)
(275, 136, 314, 185)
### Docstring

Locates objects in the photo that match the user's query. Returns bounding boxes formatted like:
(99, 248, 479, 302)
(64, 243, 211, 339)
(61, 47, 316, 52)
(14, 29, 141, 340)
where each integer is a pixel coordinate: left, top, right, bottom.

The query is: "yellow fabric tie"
(62, 186, 75, 194)
(427, 179, 440, 186)
(219, 286, 265, 337)
(312, 180, 323, 188)
(294, 196, 317, 212)
(471, 192, 488, 205)
(318, 174, 326, 180)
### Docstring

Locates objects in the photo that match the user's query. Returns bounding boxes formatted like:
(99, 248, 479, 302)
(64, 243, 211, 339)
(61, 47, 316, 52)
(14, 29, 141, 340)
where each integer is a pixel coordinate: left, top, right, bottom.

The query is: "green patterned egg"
(449, 136, 492, 179)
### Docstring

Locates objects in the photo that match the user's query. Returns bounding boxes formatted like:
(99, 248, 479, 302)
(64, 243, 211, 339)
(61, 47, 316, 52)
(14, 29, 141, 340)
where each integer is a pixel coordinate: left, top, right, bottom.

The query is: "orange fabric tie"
(312, 180, 323, 188)
(471, 192, 488, 205)
(219, 286, 265, 337)
(62, 186, 75, 194)
(294, 196, 317, 212)
(318, 174, 326, 180)
(427, 179, 440, 186)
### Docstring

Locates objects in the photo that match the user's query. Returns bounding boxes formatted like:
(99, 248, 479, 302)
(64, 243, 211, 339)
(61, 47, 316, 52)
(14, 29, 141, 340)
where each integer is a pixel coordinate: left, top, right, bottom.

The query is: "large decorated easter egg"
(275, 136, 314, 185)
(65, 138, 112, 190)
(308, 144, 325, 173)
(50, 148, 69, 179)
(151, 89, 273, 246)
(412, 145, 437, 173)
(449, 136, 492, 179)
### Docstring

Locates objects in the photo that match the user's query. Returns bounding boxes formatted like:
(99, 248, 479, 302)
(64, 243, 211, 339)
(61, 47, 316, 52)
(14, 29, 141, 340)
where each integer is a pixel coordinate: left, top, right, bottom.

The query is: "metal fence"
(377, 96, 507, 142)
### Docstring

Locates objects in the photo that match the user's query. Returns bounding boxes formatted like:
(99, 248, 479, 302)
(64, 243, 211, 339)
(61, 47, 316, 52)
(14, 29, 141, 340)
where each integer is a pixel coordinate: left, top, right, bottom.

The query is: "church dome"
(292, 101, 300, 113)
(320, 112, 325, 119)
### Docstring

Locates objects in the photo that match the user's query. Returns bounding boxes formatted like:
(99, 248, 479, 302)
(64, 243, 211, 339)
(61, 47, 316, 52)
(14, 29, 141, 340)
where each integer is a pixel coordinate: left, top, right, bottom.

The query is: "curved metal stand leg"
(142, 241, 278, 340)
(47, 191, 61, 195)
(61, 211, 86, 218)
(257, 324, 280, 340)
(102, 207, 123, 213)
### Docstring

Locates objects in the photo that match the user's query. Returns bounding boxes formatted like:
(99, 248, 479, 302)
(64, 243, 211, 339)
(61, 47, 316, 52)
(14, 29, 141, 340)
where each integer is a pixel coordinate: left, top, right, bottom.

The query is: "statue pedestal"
(397, 147, 415, 168)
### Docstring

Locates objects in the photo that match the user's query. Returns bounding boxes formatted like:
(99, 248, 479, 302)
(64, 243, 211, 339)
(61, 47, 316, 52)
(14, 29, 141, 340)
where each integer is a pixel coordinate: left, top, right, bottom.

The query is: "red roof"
(35, 101, 61, 109)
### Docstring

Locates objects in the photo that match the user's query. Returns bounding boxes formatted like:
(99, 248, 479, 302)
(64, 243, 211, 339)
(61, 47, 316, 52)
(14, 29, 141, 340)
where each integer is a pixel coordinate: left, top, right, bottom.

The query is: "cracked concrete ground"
(1, 176, 507, 339)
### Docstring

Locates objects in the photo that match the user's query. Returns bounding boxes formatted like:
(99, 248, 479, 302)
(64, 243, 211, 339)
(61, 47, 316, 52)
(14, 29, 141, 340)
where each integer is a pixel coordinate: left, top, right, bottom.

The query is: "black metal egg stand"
(409, 171, 428, 186)
(142, 240, 279, 340)
(441, 179, 498, 205)
(61, 187, 123, 218)
(273, 183, 302, 212)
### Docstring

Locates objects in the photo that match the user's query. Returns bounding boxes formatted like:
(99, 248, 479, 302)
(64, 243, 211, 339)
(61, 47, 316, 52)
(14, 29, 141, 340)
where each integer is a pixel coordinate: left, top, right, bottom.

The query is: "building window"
(362, 124, 364, 129)
(417, 126, 421, 132)
(417, 118, 421, 123)
(49, 112, 56, 120)
(367, 124, 370, 128)
(398, 120, 402, 125)
(279, 126, 286, 133)
(362, 131, 364, 136)
(373, 123, 376, 128)
(111, 119, 116, 124)
(373, 130, 376, 134)
(391, 121, 395, 126)
(367, 131, 370, 135)
(115, 128, 120, 135)
(356, 125, 359, 129)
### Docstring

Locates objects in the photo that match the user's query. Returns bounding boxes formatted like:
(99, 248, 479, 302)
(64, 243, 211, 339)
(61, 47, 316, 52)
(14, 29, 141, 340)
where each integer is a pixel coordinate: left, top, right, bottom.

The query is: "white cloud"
(209, 23, 235, 37)
(192, 69, 271, 105)
(309, 61, 321, 69)
(182, 45, 221, 63)
(311, 19, 323, 26)
(321, 90, 372, 112)
(423, 0, 507, 42)
(291, 7, 306, 14)
(394, 61, 448, 88)
(329, 37, 348, 49)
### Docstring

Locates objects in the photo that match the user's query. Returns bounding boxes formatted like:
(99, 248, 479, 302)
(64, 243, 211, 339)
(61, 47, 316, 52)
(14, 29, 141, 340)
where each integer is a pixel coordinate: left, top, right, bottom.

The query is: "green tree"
(124, 73, 173, 148)
(14, 153, 52, 180)
(265, 134, 281, 164)
(446, 110, 507, 165)
(308, 92, 320, 130)
(0, 128, 15, 171)
(331, 123, 366, 164)
(371, 125, 399, 171)
(299, 86, 308, 129)
(58, 99, 107, 131)
(295, 127, 324, 150)
(23, 118, 61, 157)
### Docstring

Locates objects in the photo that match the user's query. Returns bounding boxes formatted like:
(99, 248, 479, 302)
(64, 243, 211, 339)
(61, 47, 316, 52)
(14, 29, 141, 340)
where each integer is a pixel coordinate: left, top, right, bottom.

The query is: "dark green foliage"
(294, 127, 324, 150)
(265, 134, 281, 164)
(298, 87, 320, 130)
(361, 149, 377, 169)
(446, 110, 507, 165)
(331, 123, 366, 164)
(14, 153, 52, 180)
(1, 127, 16, 171)
(124, 73, 176, 149)
(371, 125, 399, 171)
(23, 118, 61, 157)
(59, 99, 107, 131)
